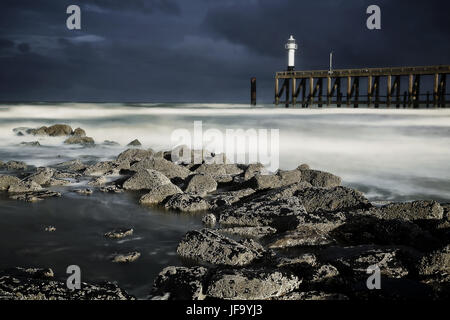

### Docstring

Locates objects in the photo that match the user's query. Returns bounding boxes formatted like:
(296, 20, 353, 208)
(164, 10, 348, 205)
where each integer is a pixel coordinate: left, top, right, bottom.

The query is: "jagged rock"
(243, 163, 268, 180)
(84, 160, 129, 176)
(72, 128, 86, 137)
(130, 158, 191, 180)
(202, 214, 217, 227)
(127, 139, 142, 146)
(64, 136, 95, 145)
(104, 228, 134, 239)
(278, 291, 349, 300)
(73, 189, 93, 195)
(193, 164, 232, 183)
(117, 148, 154, 162)
(139, 183, 182, 205)
(24, 167, 54, 185)
(9, 190, 61, 202)
(209, 188, 255, 210)
(206, 268, 300, 300)
(164, 193, 210, 212)
(150, 266, 208, 300)
(0, 175, 21, 191)
(123, 169, 171, 191)
(248, 169, 302, 190)
(184, 174, 217, 196)
(296, 186, 370, 214)
(416, 245, 450, 277)
(0, 267, 134, 300)
(5, 161, 27, 171)
(377, 200, 444, 221)
(219, 226, 277, 239)
(268, 225, 334, 249)
(334, 248, 409, 279)
(7, 180, 42, 193)
(176, 229, 264, 266)
(19, 141, 40, 147)
(298, 168, 342, 188)
(111, 252, 141, 263)
(53, 159, 87, 172)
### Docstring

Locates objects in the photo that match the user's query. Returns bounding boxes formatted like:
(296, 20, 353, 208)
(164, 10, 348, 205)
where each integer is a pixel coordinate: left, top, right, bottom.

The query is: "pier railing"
(275, 65, 449, 108)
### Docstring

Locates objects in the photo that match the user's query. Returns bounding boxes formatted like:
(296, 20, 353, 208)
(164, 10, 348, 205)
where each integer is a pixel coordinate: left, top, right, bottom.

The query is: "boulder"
(268, 225, 334, 249)
(184, 174, 217, 196)
(44, 124, 73, 136)
(206, 268, 300, 300)
(202, 214, 217, 227)
(130, 158, 191, 180)
(0, 175, 21, 191)
(7, 180, 42, 193)
(139, 183, 182, 205)
(243, 163, 268, 181)
(72, 128, 86, 137)
(53, 159, 87, 172)
(84, 160, 130, 176)
(123, 169, 171, 191)
(378, 200, 444, 221)
(117, 148, 154, 162)
(164, 193, 210, 212)
(416, 245, 450, 276)
(219, 226, 277, 239)
(5, 161, 27, 171)
(209, 188, 255, 210)
(24, 167, 54, 186)
(63, 136, 95, 145)
(127, 139, 142, 147)
(176, 229, 263, 266)
(150, 266, 208, 300)
(298, 168, 342, 188)
(248, 169, 302, 190)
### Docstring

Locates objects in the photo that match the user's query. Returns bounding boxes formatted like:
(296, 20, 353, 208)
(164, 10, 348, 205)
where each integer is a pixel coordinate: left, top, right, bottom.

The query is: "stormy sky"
(0, 0, 449, 103)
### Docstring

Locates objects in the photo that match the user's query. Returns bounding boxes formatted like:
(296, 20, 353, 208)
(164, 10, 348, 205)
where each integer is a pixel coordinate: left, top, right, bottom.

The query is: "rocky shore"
(0, 124, 448, 300)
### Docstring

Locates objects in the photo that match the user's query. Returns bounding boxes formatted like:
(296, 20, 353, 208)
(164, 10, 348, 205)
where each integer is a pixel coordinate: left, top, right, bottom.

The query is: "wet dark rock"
(209, 188, 255, 210)
(298, 168, 342, 188)
(104, 228, 134, 239)
(176, 229, 264, 266)
(0, 267, 134, 300)
(164, 193, 210, 212)
(100, 185, 124, 193)
(139, 183, 182, 205)
(19, 141, 40, 147)
(64, 136, 95, 145)
(7, 180, 42, 193)
(206, 268, 300, 300)
(123, 169, 171, 191)
(9, 190, 61, 202)
(416, 245, 449, 277)
(127, 139, 142, 147)
(150, 266, 208, 300)
(377, 200, 444, 221)
(111, 251, 141, 263)
(184, 173, 217, 196)
(247, 169, 302, 190)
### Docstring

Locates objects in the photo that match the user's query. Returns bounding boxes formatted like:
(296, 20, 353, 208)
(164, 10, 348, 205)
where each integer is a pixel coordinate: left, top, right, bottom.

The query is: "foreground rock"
(24, 167, 54, 186)
(130, 158, 190, 180)
(139, 183, 182, 205)
(297, 167, 342, 188)
(0, 267, 134, 300)
(176, 229, 264, 266)
(164, 193, 210, 212)
(184, 174, 217, 196)
(123, 169, 171, 191)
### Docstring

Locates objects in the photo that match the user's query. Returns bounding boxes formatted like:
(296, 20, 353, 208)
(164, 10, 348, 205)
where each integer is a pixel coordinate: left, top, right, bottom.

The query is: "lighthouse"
(285, 35, 298, 71)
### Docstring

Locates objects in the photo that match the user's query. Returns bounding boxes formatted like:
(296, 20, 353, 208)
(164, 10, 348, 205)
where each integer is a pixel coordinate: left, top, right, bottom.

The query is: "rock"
(53, 159, 87, 172)
(194, 164, 231, 182)
(73, 188, 93, 195)
(298, 168, 342, 188)
(184, 174, 217, 196)
(84, 160, 129, 176)
(164, 193, 210, 212)
(100, 185, 124, 193)
(127, 139, 142, 147)
(310, 264, 340, 283)
(139, 183, 182, 205)
(123, 169, 171, 191)
(111, 252, 141, 263)
(209, 188, 255, 210)
(24, 167, 54, 185)
(268, 225, 334, 249)
(9, 190, 61, 202)
(72, 128, 86, 137)
(334, 248, 409, 279)
(5, 160, 27, 171)
(130, 158, 191, 180)
(278, 291, 349, 300)
(150, 266, 208, 300)
(44, 124, 73, 136)
(0, 267, 134, 300)
(297, 163, 310, 170)
(296, 186, 371, 214)
(102, 140, 120, 146)
(64, 136, 95, 145)
(219, 226, 277, 239)
(28, 126, 48, 136)
(7, 180, 42, 193)
(47, 178, 71, 186)
(248, 169, 302, 190)
(19, 141, 40, 147)
(116, 148, 154, 162)
(104, 228, 134, 239)
(176, 229, 263, 266)
(378, 200, 444, 221)
(0, 175, 21, 191)
(224, 164, 244, 175)
(243, 163, 268, 180)
(277, 253, 318, 268)
(206, 268, 300, 300)
(202, 214, 216, 227)
(44, 226, 56, 232)
(13, 127, 32, 136)
(88, 176, 108, 186)
(416, 245, 450, 276)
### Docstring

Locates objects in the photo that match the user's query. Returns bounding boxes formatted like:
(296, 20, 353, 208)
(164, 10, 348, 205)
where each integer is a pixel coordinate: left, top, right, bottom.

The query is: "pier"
(274, 65, 450, 108)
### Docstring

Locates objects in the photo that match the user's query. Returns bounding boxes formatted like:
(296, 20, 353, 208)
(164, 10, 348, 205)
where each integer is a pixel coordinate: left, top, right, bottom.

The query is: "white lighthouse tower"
(285, 35, 298, 71)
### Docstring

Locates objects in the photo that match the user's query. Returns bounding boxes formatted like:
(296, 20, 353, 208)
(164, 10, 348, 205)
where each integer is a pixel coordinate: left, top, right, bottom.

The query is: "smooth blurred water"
(0, 103, 449, 298)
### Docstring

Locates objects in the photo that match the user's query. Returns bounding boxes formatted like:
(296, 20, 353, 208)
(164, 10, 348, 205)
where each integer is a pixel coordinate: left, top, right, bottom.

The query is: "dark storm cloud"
(0, 0, 449, 102)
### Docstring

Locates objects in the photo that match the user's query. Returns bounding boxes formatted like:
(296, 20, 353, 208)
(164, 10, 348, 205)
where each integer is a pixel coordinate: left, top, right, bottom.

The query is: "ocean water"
(0, 103, 449, 298)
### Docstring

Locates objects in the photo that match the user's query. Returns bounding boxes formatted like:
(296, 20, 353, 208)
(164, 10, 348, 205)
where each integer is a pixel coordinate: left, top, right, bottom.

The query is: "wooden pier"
(275, 65, 450, 108)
